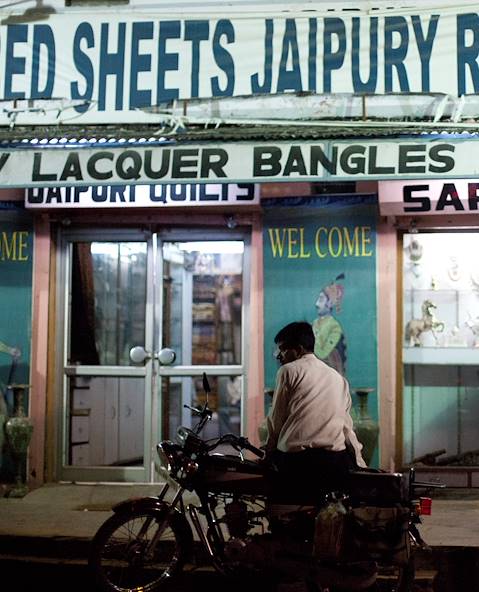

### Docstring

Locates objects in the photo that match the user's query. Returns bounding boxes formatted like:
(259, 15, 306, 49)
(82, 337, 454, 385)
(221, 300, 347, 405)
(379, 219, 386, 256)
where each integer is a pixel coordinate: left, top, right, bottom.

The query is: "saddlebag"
(313, 502, 410, 566)
(313, 471, 411, 565)
(348, 505, 411, 565)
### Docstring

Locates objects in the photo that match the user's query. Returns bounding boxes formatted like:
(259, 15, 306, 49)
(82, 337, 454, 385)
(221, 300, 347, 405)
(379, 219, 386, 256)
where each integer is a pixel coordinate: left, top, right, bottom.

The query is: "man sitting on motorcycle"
(262, 321, 366, 501)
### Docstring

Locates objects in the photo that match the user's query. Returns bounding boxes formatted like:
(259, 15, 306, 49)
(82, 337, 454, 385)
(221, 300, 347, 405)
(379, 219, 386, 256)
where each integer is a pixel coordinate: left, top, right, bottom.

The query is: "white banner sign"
(379, 179, 479, 216)
(6, 138, 479, 191)
(25, 183, 259, 208)
(1, 11, 479, 124)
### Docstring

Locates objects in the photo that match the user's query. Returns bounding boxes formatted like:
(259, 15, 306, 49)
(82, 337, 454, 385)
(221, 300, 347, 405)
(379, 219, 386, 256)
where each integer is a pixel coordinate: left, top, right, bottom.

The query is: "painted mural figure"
(312, 273, 347, 376)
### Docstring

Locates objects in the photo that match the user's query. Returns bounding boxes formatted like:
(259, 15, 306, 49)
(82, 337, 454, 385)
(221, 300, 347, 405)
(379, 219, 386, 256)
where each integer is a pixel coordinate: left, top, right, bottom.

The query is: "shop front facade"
(0, 173, 392, 486)
(7, 145, 479, 487)
(379, 180, 479, 486)
(20, 183, 266, 485)
(2, 1, 479, 488)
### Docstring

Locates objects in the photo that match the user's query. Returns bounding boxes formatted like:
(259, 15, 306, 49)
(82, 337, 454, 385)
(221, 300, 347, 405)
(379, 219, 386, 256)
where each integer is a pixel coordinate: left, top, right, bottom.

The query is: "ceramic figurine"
(465, 314, 479, 347)
(405, 300, 445, 347)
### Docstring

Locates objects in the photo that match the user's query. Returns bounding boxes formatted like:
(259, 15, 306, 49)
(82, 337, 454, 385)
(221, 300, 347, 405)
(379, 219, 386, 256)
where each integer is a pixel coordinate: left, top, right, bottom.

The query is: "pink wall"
(377, 220, 399, 470)
(28, 216, 50, 488)
(246, 216, 265, 446)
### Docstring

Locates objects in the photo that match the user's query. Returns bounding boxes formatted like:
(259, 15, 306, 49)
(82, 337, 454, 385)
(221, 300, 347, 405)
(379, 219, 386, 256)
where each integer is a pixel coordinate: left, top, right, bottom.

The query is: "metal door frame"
(55, 227, 251, 483)
(153, 229, 250, 453)
(56, 228, 155, 483)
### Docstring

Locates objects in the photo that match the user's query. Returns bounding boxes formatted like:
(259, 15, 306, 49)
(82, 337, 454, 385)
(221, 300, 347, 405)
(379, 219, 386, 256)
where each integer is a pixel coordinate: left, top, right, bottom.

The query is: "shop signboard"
(9, 137, 479, 191)
(0, 10, 477, 125)
(378, 179, 479, 216)
(25, 183, 259, 208)
(262, 199, 378, 465)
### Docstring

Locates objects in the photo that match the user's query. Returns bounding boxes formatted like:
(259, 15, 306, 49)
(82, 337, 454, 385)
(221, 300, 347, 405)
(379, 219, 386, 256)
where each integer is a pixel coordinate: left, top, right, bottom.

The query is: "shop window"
(402, 231, 479, 470)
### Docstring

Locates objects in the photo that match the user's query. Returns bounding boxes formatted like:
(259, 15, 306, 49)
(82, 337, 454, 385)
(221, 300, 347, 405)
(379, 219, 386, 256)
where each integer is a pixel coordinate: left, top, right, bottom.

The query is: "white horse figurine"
(405, 300, 444, 347)
(465, 313, 479, 347)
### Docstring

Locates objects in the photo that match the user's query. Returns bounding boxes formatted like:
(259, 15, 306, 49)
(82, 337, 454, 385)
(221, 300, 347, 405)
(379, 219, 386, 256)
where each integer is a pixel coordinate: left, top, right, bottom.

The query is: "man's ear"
(295, 345, 306, 357)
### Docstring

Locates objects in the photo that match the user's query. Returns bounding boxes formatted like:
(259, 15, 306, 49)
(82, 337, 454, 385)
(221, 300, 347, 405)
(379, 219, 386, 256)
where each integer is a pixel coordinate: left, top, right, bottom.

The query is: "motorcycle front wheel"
(89, 509, 188, 592)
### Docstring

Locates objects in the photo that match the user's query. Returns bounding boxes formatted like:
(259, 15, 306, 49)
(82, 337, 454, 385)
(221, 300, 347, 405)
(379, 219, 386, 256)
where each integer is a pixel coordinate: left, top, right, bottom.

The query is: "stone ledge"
(412, 466, 479, 488)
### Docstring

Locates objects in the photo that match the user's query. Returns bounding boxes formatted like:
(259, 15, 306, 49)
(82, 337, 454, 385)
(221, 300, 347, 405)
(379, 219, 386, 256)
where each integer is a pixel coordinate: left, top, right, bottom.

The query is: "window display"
(402, 232, 479, 470)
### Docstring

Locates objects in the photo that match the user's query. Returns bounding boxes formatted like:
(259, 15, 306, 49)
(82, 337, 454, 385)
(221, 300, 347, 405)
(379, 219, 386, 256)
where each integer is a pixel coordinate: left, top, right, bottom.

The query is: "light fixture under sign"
(1, 0, 56, 25)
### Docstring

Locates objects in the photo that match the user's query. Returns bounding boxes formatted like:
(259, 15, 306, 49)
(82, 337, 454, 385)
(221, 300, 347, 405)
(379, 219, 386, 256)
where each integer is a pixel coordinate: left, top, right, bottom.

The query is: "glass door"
(58, 229, 248, 483)
(157, 238, 246, 449)
(59, 230, 154, 482)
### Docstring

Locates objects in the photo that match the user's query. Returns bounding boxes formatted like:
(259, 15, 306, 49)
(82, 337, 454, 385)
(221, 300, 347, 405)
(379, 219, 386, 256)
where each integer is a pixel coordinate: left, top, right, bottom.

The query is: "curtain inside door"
(70, 243, 99, 365)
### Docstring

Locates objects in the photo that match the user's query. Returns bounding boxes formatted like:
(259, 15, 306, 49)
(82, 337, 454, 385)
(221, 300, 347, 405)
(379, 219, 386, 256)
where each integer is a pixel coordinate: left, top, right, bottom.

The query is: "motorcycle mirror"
(202, 372, 210, 400)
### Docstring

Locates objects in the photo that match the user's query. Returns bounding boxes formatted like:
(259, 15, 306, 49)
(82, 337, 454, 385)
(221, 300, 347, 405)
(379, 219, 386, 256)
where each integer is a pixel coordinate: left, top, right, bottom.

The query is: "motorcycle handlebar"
(237, 436, 265, 459)
(183, 404, 202, 415)
(210, 434, 265, 459)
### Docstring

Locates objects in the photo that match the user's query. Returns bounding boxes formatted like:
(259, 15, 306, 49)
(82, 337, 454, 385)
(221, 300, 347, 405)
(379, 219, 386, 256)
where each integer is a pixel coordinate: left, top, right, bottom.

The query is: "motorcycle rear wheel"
(375, 558, 415, 592)
(89, 509, 187, 592)
(395, 559, 415, 592)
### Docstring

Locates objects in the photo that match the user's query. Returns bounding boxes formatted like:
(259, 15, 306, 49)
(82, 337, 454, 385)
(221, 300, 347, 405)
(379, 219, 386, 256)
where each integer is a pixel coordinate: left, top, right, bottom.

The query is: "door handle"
(157, 348, 176, 365)
(130, 346, 151, 364)
(130, 346, 176, 366)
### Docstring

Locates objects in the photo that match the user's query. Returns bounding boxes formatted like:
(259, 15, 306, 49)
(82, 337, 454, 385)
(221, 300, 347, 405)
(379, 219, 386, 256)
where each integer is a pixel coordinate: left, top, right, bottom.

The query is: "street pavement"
(0, 483, 478, 591)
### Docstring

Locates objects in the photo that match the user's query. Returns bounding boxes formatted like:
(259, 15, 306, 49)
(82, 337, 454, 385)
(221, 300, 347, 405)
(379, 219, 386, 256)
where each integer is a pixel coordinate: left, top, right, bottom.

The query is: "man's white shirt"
(264, 353, 367, 468)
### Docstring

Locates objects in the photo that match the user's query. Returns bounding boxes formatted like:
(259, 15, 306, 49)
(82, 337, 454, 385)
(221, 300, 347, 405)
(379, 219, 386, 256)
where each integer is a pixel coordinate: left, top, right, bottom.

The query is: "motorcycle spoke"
(92, 511, 183, 592)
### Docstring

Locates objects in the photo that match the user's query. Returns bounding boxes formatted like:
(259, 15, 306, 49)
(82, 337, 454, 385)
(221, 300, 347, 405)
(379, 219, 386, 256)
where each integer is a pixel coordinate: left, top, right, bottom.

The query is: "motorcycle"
(89, 373, 442, 592)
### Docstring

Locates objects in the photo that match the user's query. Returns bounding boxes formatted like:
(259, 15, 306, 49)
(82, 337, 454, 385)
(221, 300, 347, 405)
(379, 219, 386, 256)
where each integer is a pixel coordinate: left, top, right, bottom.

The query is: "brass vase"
(353, 388, 379, 467)
(0, 389, 7, 468)
(5, 385, 33, 498)
(0, 412, 6, 468)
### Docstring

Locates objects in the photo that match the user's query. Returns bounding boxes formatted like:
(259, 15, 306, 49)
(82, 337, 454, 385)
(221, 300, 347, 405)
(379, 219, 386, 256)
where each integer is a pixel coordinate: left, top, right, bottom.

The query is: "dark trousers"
(268, 448, 356, 503)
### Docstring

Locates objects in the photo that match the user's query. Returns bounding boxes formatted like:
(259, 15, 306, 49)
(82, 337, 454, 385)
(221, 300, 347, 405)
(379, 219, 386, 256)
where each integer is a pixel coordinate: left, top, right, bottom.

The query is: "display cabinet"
(69, 375, 144, 467)
(191, 273, 242, 367)
(192, 274, 219, 365)
(402, 232, 479, 482)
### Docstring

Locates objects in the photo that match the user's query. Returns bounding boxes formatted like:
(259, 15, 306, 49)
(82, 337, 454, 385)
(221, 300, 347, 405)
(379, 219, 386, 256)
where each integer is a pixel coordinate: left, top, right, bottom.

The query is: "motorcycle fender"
(112, 497, 194, 561)
(112, 496, 172, 515)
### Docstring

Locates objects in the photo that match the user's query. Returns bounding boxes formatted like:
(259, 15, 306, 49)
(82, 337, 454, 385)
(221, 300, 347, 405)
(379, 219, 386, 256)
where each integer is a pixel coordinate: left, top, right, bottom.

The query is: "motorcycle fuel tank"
(197, 453, 269, 495)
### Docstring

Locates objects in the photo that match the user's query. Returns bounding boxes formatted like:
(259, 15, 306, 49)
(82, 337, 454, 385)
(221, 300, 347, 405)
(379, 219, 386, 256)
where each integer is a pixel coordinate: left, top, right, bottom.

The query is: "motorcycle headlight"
(176, 426, 204, 454)
(157, 441, 180, 475)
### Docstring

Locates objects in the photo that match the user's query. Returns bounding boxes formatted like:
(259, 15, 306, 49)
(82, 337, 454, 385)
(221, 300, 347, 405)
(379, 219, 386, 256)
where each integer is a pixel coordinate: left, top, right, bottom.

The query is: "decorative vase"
(0, 389, 7, 468)
(5, 385, 33, 498)
(353, 388, 379, 467)
(0, 413, 6, 468)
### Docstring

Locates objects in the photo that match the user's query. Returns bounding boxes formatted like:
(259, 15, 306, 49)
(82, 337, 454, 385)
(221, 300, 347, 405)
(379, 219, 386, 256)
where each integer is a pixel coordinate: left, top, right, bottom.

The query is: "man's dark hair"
(274, 321, 315, 352)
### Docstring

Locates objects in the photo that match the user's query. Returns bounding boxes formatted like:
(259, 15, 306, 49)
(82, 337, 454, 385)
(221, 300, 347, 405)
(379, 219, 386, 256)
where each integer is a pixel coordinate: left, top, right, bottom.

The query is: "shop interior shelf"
(403, 347, 479, 365)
